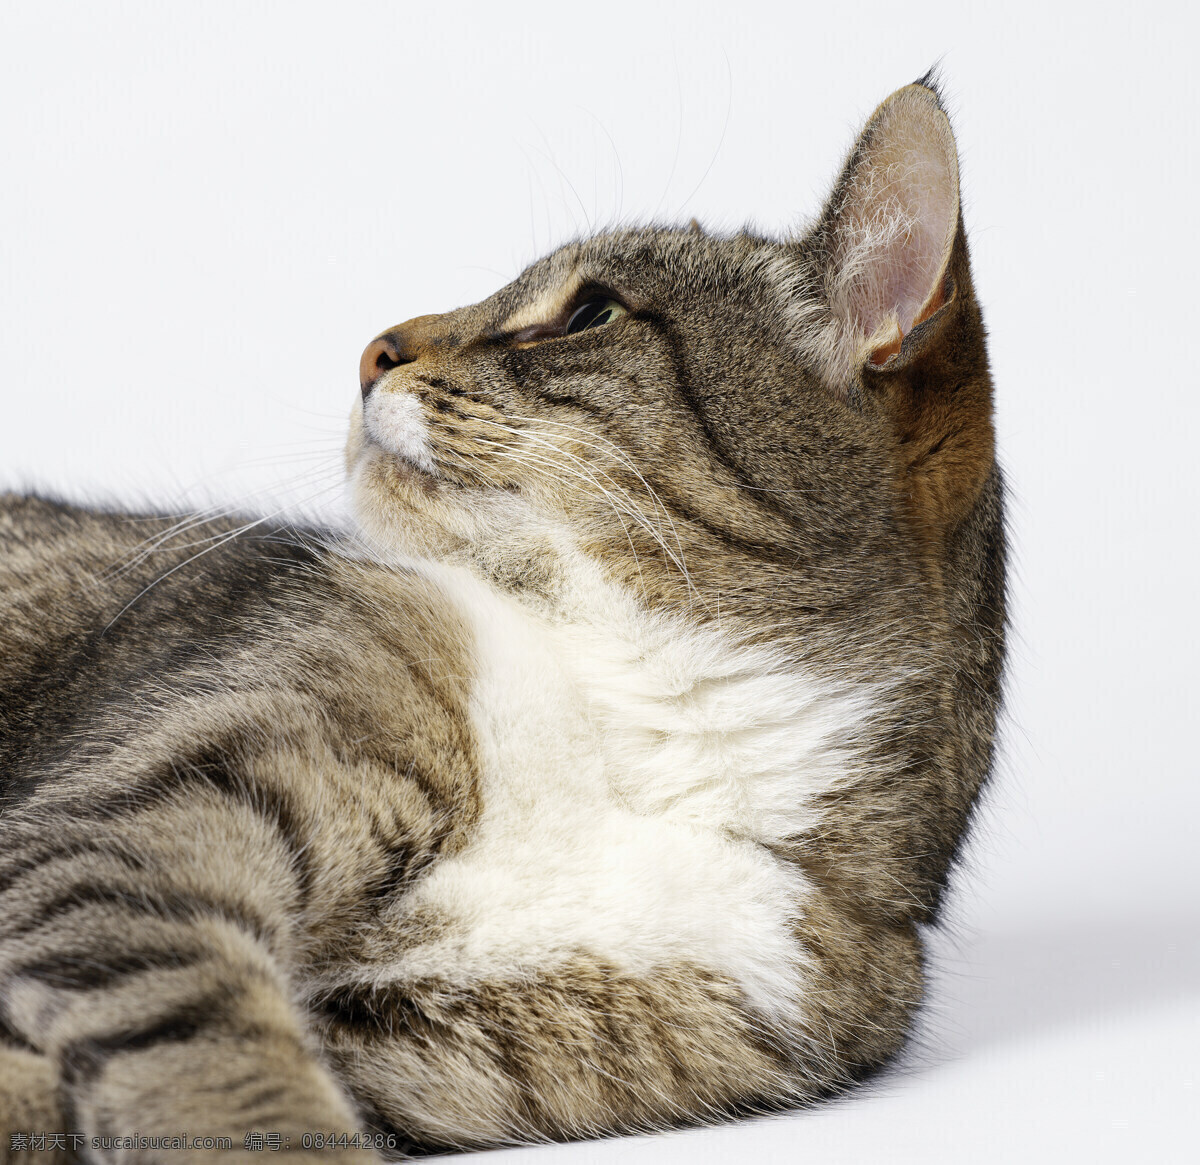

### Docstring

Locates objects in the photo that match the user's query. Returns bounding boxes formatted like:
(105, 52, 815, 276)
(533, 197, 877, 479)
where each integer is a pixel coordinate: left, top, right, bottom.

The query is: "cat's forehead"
(493, 227, 777, 320)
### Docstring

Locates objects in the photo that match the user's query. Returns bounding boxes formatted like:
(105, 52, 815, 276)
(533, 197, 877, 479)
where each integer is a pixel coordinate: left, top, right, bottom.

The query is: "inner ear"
(823, 84, 960, 366)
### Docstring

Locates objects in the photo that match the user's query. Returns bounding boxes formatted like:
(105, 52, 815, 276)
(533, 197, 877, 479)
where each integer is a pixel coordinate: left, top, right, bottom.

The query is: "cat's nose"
(359, 315, 445, 400)
(359, 331, 413, 400)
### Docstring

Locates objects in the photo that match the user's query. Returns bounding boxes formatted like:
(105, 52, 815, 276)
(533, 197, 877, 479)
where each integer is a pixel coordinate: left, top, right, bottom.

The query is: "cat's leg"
(0, 784, 378, 1165)
(316, 899, 923, 1148)
(0, 1043, 71, 1165)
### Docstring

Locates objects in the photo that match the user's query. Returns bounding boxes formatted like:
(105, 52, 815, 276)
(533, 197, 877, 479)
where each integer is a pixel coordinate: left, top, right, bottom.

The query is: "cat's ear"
(814, 82, 960, 372)
(802, 82, 995, 538)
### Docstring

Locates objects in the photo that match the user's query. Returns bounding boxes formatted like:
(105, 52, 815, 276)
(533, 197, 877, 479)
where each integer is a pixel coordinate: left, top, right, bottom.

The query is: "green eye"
(565, 297, 627, 335)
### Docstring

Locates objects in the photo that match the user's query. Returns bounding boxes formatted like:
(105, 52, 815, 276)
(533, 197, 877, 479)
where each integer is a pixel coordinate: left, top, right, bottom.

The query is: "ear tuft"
(822, 84, 960, 369)
(914, 64, 946, 100)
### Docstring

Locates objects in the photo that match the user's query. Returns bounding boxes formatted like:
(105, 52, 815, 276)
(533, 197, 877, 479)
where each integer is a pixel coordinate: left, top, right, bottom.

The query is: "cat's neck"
(339, 518, 881, 846)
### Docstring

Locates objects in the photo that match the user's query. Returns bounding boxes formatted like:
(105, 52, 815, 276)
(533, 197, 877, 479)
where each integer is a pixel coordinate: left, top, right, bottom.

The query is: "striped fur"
(0, 80, 1004, 1161)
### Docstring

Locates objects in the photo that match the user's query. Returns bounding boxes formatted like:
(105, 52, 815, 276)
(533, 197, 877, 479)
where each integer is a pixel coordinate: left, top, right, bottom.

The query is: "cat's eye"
(565, 297, 627, 335)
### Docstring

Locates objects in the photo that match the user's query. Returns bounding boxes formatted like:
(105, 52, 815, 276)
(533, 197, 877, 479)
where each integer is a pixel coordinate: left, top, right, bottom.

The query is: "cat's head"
(346, 80, 997, 641)
(345, 76, 1005, 927)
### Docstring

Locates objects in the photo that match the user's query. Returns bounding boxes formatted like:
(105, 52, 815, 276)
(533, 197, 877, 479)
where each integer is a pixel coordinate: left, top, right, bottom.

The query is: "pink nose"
(359, 314, 448, 399)
(359, 330, 413, 400)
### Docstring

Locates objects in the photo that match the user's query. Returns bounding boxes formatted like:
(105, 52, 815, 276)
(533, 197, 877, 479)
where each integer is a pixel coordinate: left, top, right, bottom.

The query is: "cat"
(0, 76, 1004, 1161)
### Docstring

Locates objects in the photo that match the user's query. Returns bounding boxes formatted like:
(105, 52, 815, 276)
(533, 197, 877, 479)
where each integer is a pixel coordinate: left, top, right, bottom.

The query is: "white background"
(2, 2, 1196, 1161)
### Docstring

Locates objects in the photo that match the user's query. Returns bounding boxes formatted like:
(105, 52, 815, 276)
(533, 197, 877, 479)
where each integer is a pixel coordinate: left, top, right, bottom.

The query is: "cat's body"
(0, 81, 1004, 1160)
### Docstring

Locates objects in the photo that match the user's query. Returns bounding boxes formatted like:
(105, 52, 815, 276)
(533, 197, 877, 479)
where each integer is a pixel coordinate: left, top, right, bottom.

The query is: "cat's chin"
(346, 438, 582, 603)
(347, 442, 456, 554)
(347, 439, 505, 562)
(371, 446, 439, 491)
(345, 403, 428, 478)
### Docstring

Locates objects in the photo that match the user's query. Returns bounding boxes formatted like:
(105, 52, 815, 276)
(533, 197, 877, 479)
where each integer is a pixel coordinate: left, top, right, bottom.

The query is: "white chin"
(363, 389, 437, 475)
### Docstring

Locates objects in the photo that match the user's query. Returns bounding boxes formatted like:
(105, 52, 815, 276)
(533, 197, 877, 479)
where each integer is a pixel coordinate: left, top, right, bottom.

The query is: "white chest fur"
(381, 550, 877, 1023)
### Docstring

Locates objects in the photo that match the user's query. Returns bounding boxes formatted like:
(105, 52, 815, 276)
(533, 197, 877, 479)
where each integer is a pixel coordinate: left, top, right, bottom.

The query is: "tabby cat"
(0, 78, 1004, 1161)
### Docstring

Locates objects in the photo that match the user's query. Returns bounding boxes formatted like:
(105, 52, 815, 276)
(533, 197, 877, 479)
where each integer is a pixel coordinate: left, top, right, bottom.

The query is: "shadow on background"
(917, 913, 1200, 1061)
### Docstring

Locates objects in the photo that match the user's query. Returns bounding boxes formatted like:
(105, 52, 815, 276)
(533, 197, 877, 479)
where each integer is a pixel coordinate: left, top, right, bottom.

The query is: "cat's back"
(1, 493, 132, 616)
(0, 494, 190, 701)
(0, 491, 324, 683)
(1, 493, 295, 629)
(0, 495, 460, 800)
(0, 497, 300, 780)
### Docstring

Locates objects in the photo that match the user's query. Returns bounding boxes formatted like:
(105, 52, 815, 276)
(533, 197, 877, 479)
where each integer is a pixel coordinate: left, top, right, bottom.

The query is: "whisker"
(471, 414, 699, 603)
(103, 461, 343, 580)
(504, 412, 694, 588)
(461, 420, 703, 604)
(467, 439, 652, 603)
(99, 479, 344, 634)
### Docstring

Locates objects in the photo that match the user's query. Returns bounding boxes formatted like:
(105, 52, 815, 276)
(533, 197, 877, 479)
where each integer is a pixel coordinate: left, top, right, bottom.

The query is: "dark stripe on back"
(13, 946, 205, 992)
(4, 878, 274, 946)
(59, 986, 236, 1089)
(36, 738, 320, 908)
(0, 837, 148, 896)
